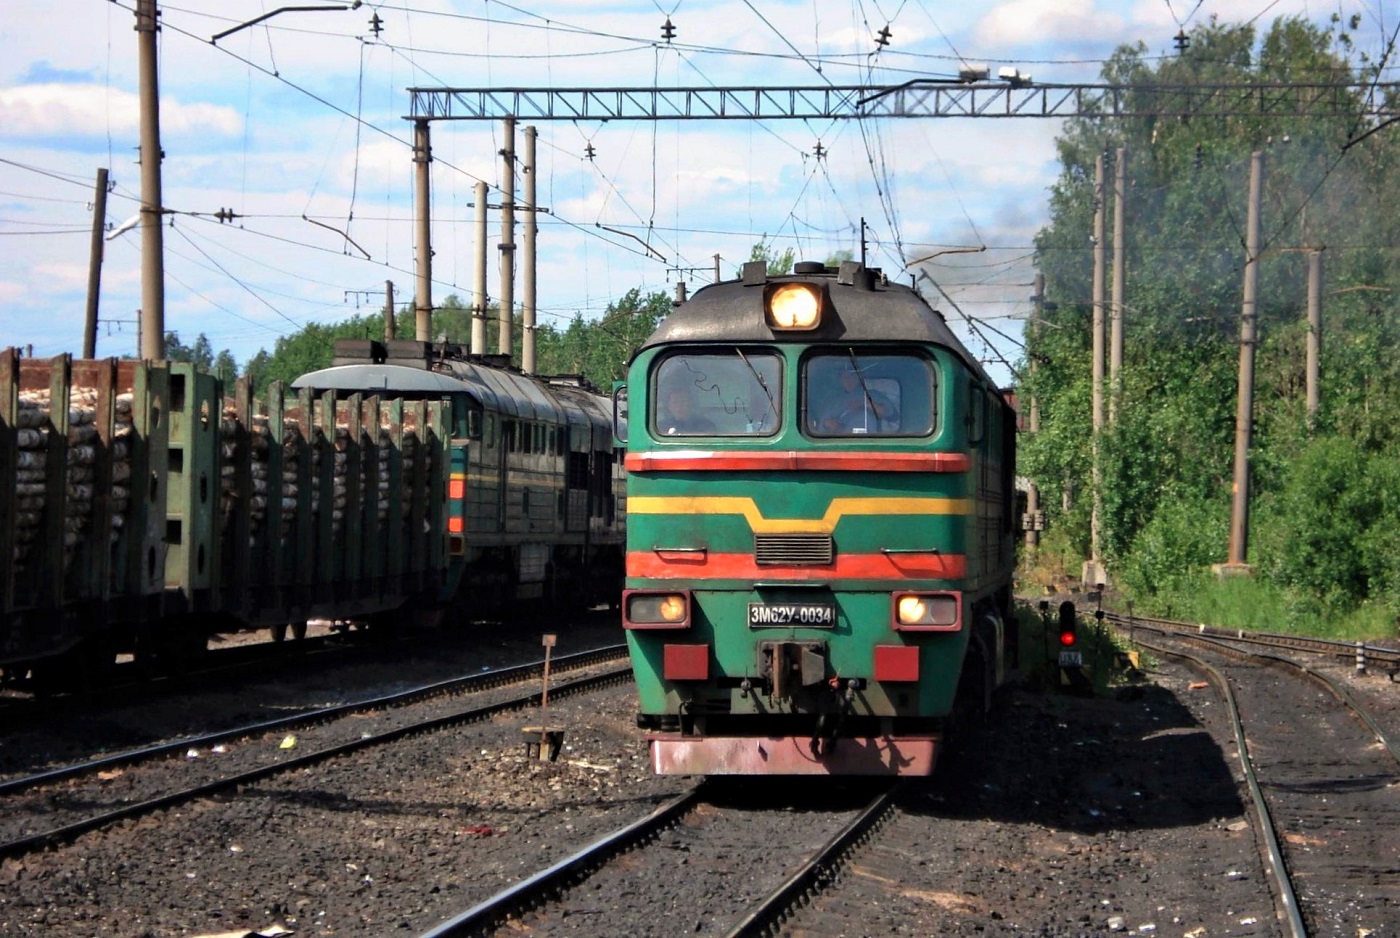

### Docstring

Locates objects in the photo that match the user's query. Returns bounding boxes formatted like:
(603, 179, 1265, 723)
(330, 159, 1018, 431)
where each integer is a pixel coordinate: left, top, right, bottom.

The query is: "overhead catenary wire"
(89, 0, 687, 352)
(161, 0, 1399, 78)
(28, 0, 1386, 375)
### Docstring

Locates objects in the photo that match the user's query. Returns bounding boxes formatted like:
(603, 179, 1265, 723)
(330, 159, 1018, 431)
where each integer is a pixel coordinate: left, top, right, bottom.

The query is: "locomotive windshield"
(804, 351, 936, 437)
(653, 351, 781, 437)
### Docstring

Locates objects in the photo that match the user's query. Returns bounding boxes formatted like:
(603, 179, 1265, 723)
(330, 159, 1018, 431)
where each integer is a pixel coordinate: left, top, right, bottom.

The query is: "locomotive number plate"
(748, 603, 836, 628)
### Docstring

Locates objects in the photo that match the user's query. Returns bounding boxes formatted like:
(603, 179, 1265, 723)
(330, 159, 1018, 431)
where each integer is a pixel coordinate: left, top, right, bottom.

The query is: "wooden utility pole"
(136, 0, 165, 360)
(1225, 151, 1263, 572)
(1306, 248, 1323, 429)
(412, 119, 433, 342)
(1110, 146, 1126, 422)
(498, 117, 516, 358)
(1026, 272, 1044, 553)
(522, 125, 538, 374)
(1085, 153, 1106, 587)
(383, 280, 395, 342)
(471, 180, 488, 356)
(83, 168, 110, 359)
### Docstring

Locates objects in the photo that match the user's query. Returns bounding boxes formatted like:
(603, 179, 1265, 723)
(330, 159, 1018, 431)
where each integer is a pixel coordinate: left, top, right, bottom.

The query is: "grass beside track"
(1107, 572, 1398, 643)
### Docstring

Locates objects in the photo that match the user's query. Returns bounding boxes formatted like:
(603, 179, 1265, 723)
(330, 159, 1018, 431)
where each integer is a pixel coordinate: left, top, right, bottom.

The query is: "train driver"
(657, 384, 717, 435)
(812, 361, 899, 434)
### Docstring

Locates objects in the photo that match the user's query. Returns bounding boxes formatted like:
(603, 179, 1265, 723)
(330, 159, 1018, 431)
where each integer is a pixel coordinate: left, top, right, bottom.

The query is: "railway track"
(1103, 609, 1400, 675)
(1113, 619, 1400, 935)
(0, 626, 352, 720)
(418, 782, 896, 938)
(9, 602, 1393, 936)
(0, 647, 630, 860)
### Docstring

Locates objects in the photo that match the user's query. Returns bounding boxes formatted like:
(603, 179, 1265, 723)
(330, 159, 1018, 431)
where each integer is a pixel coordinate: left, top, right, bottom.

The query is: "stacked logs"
(11, 387, 133, 569)
(217, 399, 423, 547)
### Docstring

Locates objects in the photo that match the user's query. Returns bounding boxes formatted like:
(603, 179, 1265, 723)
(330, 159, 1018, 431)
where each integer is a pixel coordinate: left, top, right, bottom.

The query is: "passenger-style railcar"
(617, 260, 1018, 775)
(296, 339, 626, 617)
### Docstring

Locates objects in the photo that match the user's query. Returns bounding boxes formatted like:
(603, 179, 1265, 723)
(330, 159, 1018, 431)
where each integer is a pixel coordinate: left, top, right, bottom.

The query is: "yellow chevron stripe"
(627, 495, 972, 534)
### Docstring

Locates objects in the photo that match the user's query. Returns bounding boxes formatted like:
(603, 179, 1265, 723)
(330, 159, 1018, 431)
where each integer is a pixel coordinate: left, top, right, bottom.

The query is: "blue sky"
(0, 0, 1390, 386)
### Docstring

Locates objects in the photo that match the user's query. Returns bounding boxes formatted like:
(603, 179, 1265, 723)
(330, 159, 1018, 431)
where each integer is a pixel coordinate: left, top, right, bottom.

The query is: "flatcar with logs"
(0, 340, 624, 689)
(616, 260, 1018, 775)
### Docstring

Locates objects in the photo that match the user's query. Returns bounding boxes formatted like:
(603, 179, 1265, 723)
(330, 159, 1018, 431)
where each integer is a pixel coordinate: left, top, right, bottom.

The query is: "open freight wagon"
(0, 348, 451, 685)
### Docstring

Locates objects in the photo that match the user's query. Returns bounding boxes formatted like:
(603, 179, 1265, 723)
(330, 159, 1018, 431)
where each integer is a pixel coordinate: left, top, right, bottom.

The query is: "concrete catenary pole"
(383, 280, 395, 342)
(498, 117, 516, 359)
(1110, 146, 1126, 422)
(471, 180, 489, 356)
(713, 253, 721, 283)
(1026, 272, 1044, 553)
(522, 125, 537, 374)
(136, 0, 165, 360)
(1306, 248, 1323, 429)
(1226, 151, 1264, 570)
(83, 167, 109, 359)
(412, 119, 433, 342)
(1087, 152, 1106, 582)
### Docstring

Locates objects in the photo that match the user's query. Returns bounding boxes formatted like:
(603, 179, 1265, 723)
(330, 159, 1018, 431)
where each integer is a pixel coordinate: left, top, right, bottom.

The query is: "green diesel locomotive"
(617, 260, 1018, 775)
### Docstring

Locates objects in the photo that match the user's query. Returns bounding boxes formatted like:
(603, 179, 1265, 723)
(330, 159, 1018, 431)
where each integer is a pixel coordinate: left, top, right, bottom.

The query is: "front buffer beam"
(648, 733, 939, 775)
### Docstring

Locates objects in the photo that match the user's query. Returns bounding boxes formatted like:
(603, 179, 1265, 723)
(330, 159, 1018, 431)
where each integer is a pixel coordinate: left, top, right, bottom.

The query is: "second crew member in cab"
(812, 361, 899, 434)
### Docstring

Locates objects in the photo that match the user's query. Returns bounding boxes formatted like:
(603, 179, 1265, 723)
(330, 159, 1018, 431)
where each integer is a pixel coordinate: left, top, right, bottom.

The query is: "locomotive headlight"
(892, 591, 961, 631)
(765, 283, 823, 330)
(624, 590, 692, 629)
(897, 595, 930, 623)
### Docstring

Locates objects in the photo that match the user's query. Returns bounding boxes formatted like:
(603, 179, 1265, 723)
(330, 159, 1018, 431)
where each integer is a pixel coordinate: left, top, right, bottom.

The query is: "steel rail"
(1124, 620, 1400, 768)
(0, 665, 632, 861)
(722, 786, 897, 937)
(1247, 650, 1400, 766)
(0, 645, 625, 797)
(1103, 611, 1400, 669)
(418, 786, 704, 937)
(1130, 634, 1308, 938)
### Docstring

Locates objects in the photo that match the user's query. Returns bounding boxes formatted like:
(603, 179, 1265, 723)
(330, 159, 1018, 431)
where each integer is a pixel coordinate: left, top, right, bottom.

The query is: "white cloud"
(973, 0, 1123, 48)
(34, 262, 90, 290)
(0, 83, 242, 138)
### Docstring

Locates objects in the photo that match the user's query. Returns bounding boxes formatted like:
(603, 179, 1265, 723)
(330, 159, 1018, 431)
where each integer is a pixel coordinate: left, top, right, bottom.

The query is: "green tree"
(164, 331, 217, 370)
(534, 288, 670, 390)
(746, 238, 795, 277)
(251, 315, 382, 392)
(212, 350, 238, 385)
(1023, 14, 1400, 613)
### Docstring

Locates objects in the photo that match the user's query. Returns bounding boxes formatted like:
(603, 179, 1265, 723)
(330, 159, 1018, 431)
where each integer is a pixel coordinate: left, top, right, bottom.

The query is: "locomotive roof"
(293, 361, 590, 426)
(639, 264, 995, 385)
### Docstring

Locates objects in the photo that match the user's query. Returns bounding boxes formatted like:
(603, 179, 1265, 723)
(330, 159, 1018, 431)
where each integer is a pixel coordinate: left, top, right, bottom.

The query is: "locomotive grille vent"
(754, 533, 834, 566)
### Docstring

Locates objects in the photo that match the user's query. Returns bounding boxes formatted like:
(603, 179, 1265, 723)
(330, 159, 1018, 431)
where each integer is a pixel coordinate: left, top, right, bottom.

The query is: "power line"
(168, 223, 303, 328)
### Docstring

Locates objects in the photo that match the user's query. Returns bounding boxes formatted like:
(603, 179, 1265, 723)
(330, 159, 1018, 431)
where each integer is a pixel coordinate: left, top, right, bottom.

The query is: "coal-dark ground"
(2, 616, 1393, 938)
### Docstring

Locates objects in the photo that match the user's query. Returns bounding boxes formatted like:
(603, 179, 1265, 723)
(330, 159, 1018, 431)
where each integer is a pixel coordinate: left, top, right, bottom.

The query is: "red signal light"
(1057, 601, 1077, 647)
